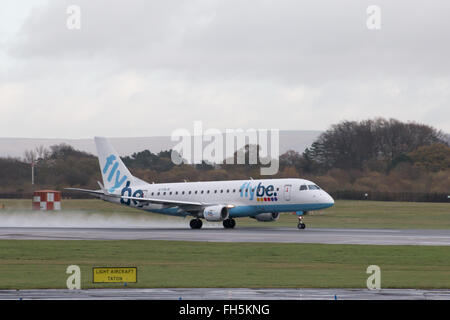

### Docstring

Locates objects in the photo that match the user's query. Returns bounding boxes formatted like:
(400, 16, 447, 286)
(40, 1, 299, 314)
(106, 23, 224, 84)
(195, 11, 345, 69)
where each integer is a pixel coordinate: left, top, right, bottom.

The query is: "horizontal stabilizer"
(64, 187, 106, 197)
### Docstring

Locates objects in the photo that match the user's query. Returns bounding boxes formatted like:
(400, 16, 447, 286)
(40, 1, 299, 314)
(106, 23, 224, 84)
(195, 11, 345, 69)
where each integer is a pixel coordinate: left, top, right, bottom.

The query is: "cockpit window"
(299, 185, 308, 191)
(308, 185, 320, 190)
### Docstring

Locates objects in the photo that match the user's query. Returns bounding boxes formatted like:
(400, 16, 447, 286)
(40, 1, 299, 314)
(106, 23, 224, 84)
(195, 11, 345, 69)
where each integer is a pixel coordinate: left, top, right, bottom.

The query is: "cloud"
(1, 0, 449, 138)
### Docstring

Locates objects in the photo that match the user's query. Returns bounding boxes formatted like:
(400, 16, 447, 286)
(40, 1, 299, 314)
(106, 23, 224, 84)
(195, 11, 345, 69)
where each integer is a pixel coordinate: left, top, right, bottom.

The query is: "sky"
(0, 0, 449, 138)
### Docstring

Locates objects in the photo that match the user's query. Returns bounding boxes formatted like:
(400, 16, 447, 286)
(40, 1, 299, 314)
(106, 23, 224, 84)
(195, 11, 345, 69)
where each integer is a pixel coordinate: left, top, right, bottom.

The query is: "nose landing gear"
(297, 215, 306, 229)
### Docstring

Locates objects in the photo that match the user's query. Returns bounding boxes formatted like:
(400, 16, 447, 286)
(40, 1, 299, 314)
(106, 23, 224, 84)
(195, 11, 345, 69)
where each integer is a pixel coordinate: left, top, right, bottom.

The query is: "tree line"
(0, 118, 449, 198)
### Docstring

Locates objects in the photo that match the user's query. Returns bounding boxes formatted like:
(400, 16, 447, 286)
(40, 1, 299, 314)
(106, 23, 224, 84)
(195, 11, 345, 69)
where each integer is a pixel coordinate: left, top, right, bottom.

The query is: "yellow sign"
(93, 267, 137, 283)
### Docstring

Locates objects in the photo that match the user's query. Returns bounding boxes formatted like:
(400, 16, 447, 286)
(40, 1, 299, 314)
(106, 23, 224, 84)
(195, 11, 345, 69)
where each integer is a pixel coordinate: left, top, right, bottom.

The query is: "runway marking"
(0, 227, 449, 245)
(0, 288, 450, 300)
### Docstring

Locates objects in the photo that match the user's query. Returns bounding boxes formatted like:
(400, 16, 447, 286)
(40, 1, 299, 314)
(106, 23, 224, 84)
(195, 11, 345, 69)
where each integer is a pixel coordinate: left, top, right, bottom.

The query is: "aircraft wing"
(120, 195, 204, 207)
(65, 188, 206, 208)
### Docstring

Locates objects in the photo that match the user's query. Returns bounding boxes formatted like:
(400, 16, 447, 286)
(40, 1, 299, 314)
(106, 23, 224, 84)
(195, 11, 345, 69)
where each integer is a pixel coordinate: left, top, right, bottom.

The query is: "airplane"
(66, 137, 335, 229)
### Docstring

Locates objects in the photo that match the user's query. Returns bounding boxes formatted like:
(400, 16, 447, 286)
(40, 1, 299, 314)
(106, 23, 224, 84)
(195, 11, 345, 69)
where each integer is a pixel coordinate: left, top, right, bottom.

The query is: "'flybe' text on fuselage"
(240, 182, 278, 202)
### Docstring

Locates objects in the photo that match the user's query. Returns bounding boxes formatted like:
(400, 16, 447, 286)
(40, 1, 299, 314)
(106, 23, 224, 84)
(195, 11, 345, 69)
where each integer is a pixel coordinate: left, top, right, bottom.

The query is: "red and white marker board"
(32, 190, 61, 211)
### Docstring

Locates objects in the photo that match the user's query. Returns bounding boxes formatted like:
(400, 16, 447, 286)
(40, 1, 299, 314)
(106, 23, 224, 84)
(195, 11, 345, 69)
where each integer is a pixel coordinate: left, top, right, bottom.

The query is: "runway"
(0, 226, 449, 245)
(1, 288, 450, 300)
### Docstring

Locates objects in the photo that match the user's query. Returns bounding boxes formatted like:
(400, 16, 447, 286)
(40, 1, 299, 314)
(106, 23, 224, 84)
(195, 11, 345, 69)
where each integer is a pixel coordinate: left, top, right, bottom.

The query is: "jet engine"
(202, 205, 229, 222)
(253, 212, 280, 222)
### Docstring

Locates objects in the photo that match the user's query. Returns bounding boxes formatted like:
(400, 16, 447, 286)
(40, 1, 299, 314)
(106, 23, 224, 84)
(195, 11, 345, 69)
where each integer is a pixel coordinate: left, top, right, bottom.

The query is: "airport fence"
(0, 191, 448, 202)
(0, 191, 91, 199)
(330, 190, 450, 203)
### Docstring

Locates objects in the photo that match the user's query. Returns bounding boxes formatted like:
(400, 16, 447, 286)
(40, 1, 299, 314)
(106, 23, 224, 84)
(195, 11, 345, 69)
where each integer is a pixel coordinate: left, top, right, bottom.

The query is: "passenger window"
(300, 185, 307, 191)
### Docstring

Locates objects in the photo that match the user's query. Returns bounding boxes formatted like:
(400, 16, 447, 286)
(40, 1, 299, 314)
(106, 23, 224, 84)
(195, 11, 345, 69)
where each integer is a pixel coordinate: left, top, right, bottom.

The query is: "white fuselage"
(103, 178, 334, 218)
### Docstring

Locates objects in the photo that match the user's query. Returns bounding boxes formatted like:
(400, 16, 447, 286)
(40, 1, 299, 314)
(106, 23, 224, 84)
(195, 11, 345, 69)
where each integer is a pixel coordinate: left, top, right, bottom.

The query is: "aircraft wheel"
(297, 223, 306, 230)
(223, 218, 236, 229)
(190, 219, 203, 229)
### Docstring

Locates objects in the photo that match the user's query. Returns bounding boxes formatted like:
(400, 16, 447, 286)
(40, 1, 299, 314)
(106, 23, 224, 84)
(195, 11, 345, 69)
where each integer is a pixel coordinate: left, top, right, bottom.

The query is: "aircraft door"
(284, 184, 291, 201)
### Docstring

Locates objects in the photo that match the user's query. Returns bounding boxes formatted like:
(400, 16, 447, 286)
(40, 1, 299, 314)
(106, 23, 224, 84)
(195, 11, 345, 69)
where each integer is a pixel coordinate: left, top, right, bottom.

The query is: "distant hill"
(0, 130, 322, 159)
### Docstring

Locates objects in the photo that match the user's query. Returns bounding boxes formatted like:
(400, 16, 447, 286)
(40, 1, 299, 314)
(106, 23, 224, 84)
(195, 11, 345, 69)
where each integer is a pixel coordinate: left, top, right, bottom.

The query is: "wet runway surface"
(1, 227, 449, 300)
(1, 288, 449, 300)
(0, 227, 449, 245)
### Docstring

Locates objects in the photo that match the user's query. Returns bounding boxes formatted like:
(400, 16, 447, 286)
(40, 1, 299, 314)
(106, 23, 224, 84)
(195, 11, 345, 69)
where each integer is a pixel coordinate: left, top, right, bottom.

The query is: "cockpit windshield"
(308, 185, 320, 190)
(299, 185, 308, 191)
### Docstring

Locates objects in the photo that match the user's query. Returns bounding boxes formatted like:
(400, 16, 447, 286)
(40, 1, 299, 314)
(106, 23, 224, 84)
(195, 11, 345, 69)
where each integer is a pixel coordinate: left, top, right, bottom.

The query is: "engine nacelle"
(253, 212, 280, 222)
(202, 205, 229, 222)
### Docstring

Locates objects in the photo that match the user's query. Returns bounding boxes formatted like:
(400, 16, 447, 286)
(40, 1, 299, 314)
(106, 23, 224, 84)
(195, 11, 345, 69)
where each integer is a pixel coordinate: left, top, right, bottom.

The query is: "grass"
(0, 240, 449, 289)
(1, 198, 449, 229)
(0, 199, 448, 290)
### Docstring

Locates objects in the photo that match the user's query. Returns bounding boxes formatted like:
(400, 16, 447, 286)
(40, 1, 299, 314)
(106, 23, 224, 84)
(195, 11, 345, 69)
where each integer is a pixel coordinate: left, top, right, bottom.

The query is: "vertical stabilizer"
(94, 137, 136, 194)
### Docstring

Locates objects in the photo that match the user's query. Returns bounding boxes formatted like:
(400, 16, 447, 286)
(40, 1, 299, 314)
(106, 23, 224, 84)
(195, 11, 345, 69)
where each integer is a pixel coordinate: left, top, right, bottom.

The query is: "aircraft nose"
(324, 191, 334, 205)
(328, 193, 335, 205)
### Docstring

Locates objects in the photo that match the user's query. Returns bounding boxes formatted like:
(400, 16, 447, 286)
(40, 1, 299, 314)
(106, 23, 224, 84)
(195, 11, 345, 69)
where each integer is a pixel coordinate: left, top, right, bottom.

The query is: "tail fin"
(94, 137, 137, 194)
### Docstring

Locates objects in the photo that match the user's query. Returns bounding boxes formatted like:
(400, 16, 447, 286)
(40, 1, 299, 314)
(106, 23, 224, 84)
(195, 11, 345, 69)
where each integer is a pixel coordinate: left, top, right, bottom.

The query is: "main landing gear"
(297, 215, 306, 230)
(190, 218, 203, 229)
(223, 218, 236, 229)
